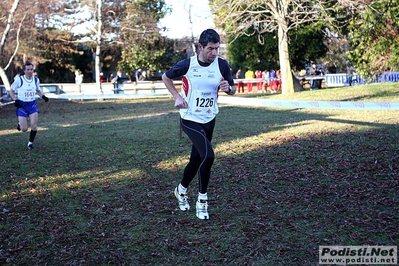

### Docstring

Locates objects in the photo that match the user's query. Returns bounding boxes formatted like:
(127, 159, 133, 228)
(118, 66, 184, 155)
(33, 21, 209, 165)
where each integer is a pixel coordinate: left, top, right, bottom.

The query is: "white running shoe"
(196, 199, 209, 220)
(174, 187, 190, 211)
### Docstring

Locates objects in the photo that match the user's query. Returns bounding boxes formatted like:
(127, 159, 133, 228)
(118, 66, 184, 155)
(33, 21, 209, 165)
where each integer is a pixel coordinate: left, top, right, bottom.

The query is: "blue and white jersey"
(11, 75, 41, 102)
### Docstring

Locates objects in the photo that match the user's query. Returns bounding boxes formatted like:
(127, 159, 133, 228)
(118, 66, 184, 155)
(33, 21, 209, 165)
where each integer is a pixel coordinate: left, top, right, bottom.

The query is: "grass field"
(0, 84, 398, 265)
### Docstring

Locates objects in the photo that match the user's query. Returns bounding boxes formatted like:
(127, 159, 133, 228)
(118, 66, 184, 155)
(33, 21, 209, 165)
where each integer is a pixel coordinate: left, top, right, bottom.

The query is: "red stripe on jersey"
(182, 76, 189, 96)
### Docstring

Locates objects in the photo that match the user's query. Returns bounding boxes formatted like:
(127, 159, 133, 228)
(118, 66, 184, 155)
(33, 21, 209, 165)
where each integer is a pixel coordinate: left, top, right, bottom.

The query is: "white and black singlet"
(165, 55, 234, 123)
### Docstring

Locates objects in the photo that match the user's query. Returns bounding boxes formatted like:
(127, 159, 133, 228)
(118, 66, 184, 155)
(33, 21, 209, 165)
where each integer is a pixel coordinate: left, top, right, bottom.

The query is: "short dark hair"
(23, 61, 34, 70)
(199, 29, 220, 47)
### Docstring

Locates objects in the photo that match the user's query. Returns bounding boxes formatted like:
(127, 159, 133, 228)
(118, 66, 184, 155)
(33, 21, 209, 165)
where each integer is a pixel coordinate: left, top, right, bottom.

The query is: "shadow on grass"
(0, 99, 398, 265)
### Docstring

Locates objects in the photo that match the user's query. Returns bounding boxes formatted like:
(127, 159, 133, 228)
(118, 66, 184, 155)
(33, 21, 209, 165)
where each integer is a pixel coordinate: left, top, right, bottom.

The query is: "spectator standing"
(347, 66, 355, 86)
(135, 69, 142, 82)
(276, 70, 282, 91)
(140, 70, 147, 81)
(269, 69, 277, 93)
(75, 70, 83, 85)
(262, 70, 269, 93)
(328, 64, 337, 74)
(235, 68, 245, 93)
(310, 64, 320, 90)
(9, 61, 49, 150)
(75, 70, 84, 93)
(108, 73, 114, 83)
(299, 69, 306, 87)
(162, 29, 236, 220)
(244, 69, 254, 92)
(100, 72, 105, 83)
(310, 64, 316, 90)
(112, 71, 122, 93)
(255, 69, 263, 93)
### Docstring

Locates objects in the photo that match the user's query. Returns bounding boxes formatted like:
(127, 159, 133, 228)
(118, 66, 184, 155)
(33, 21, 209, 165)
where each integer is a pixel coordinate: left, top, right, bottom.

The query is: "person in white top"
(162, 29, 236, 220)
(9, 61, 49, 150)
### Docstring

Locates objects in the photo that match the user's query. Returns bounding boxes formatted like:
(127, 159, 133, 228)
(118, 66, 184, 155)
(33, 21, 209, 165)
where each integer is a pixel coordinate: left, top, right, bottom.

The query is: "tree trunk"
(0, 0, 19, 56)
(278, 23, 294, 94)
(0, 67, 11, 90)
(292, 70, 303, 92)
(95, 0, 103, 95)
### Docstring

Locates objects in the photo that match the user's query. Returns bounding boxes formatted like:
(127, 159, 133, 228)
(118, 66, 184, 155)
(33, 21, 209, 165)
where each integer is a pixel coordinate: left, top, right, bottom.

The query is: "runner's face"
(199, 42, 219, 64)
(24, 65, 34, 78)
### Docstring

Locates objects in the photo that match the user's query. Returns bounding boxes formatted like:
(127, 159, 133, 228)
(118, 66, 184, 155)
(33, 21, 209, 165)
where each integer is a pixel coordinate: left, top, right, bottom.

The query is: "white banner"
(325, 74, 365, 87)
(218, 96, 399, 110)
(325, 71, 399, 86)
(376, 71, 399, 83)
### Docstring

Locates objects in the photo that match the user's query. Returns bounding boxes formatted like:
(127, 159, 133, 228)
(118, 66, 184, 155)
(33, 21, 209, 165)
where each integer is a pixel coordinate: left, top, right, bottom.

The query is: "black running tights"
(180, 118, 215, 194)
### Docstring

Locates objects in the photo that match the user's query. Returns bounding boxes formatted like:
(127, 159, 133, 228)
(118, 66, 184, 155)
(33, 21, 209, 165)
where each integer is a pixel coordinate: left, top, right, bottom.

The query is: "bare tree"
(186, 2, 197, 57)
(0, 0, 20, 90)
(210, 0, 369, 94)
(95, 0, 103, 94)
(1, 0, 94, 84)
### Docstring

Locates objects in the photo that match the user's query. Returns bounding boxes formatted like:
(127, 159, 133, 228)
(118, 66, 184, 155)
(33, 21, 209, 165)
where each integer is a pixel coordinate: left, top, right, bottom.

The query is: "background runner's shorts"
(16, 100, 38, 117)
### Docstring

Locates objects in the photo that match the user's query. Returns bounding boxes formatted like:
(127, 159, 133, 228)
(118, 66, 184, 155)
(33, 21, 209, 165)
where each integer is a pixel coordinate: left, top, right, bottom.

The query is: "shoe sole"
(196, 213, 209, 220)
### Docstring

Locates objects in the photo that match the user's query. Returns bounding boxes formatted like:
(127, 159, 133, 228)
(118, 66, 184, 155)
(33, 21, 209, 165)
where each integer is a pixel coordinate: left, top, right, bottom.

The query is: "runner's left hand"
(42, 95, 49, 102)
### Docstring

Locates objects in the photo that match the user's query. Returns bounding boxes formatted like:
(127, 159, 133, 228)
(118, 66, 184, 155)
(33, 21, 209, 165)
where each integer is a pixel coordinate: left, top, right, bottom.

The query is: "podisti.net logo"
(319, 245, 397, 265)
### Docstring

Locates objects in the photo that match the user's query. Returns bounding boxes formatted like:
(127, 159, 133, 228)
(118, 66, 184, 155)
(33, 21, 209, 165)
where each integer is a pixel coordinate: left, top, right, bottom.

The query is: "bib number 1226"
(195, 97, 214, 107)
